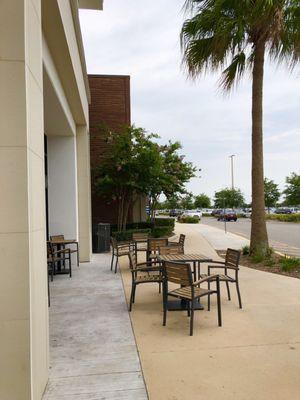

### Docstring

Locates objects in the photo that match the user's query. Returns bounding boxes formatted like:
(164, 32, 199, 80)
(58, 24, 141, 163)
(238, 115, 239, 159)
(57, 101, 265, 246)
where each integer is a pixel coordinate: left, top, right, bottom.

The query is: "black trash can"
(92, 223, 111, 253)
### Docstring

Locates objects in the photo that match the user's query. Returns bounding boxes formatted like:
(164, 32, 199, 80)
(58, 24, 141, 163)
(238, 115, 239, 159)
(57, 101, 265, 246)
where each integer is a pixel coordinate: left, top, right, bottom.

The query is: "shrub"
(242, 245, 250, 255)
(178, 216, 199, 224)
(279, 257, 300, 272)
(251, 253, 264, 263)
(154, 218, 175, 229)
(265, 213, 300, 223)
(151, 226, 173, 238)
(112, 229, 151, 242)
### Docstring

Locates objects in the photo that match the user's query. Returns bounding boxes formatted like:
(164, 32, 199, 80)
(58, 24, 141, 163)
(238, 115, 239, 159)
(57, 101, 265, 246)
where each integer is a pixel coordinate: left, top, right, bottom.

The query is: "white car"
(180, 210, 202, 220)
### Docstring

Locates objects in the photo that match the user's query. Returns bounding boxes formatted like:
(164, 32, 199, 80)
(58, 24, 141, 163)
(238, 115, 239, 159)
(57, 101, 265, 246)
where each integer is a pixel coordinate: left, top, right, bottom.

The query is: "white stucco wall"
(47, 135, 79, 241)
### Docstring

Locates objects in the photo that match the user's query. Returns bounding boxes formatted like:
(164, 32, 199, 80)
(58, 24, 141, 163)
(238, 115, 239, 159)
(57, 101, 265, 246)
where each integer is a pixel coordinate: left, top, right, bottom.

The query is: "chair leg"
(132, 284, 137, 303)
(226, 281, 231, 300)
(129, 284, 135, 311)
(187, 301, 191, 317)
(236, 281, 242, 309)
(207, 280, 211, 311)
(69, 257, 72, 278)
(114, 256, 118, 273)
(190, 301, 194, 336)
(163, 284, 167, 326)
(110, 253, 114, 271)
(77, 244, 79, 267)
(216, 278, 222, 327)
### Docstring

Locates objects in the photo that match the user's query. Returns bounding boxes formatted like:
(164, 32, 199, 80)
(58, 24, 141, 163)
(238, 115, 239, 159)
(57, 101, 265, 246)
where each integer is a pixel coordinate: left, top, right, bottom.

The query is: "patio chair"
(159, 245, 183, 255)
(128, 251, 163, 311)
(50, 234, 79, 267)
(47, 241, 71, 279)
(162, 261, 222, 336)
(132, 232, 149, 260)
(168, 234, 185, 253)
(147, 238, 168, 262)
(200, 248, 242, 309)
(110, 237, 132, 273)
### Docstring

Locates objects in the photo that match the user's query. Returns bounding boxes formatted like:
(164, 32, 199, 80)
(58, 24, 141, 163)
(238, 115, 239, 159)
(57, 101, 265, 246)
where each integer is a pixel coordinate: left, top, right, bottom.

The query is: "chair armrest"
(193, 274, 219, 286)
(53, 248, 70, 256)
(132, 266, 161, 273)
(137, 261, 156, 267)
(208, 264, 238, 271)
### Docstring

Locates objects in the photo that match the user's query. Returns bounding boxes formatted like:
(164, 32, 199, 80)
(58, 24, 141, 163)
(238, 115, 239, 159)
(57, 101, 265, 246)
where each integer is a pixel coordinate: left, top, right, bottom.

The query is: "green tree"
(180, 193, 195, 209)
(148, 141, 196, 219)
(181, 0, 300, 255)
(214, 188, 245, 209)
(264, 178, 281, 212)
(164, 195, 181, 210)
(93, 125, 161, 230)
(284, 172, 300, 206)
(194, 193, 211, 209)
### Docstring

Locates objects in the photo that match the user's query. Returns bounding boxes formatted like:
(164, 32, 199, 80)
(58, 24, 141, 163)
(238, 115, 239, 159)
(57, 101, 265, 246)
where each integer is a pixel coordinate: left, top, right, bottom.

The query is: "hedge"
(151, 226, 173, 238)
(153, 218, 175, 228)
(178, 216, 199, 224)
(266, 213, 300, 223)
(112, 228, 151, 242)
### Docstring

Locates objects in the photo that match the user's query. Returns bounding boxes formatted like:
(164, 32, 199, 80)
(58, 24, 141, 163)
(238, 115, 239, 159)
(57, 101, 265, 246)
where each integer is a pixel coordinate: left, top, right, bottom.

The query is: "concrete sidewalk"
(120, 224, 300, 400)
(43, 254, 148, 400)
(183, 221, 250, 250)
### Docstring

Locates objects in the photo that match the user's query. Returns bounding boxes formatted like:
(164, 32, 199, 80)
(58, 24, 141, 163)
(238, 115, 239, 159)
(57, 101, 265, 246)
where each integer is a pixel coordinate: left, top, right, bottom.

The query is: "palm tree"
(181, 0, 300, 255)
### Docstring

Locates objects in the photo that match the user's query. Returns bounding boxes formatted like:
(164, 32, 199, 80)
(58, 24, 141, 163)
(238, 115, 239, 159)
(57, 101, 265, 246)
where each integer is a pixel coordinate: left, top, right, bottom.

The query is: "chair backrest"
(225, 248, 240, 268)
(51, 234, 64, 242)
(47, 241, 54, 259)
(163, 261, 192, 286)
(159, 245, 182, 255)
(148, 238, 168, 253)
(132, 232, 149, 241)
(179, 234, 186, 246)
(128, 250, 137, 270)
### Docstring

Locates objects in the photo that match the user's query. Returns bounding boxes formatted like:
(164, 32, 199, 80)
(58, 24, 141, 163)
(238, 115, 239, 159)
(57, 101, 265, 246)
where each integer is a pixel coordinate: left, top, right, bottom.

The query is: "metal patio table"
(158, 253, 213, 311)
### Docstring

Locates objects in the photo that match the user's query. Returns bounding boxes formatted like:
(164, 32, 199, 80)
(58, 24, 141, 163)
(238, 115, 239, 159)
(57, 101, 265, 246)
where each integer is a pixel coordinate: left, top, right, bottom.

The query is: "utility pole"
(229, 154, 236, 190)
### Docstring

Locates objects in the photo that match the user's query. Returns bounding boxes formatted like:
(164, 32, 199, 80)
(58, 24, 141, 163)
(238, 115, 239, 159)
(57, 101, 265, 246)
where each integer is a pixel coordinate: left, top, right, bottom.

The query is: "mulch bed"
(216, 250, 300, 280)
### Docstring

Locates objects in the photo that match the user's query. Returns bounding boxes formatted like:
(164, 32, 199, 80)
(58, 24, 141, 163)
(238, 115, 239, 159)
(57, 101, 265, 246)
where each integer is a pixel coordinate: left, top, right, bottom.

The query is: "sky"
(79, 0, 300, 203)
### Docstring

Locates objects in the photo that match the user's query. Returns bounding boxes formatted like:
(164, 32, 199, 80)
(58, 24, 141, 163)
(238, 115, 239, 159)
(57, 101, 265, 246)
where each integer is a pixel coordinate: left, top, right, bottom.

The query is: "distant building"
(88, 74, 147, 225)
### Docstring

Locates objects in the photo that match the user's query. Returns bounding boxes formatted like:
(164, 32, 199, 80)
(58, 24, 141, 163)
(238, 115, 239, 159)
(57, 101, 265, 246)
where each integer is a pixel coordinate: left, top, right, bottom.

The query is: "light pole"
(229, 154, 236, 190)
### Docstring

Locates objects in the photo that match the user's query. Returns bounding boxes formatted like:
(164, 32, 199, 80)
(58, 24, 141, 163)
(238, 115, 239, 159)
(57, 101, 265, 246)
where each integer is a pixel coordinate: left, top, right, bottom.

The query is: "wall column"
(76, 125, 92, 261)
(0, 1, 49, 399)
(47, 135, 79, 241)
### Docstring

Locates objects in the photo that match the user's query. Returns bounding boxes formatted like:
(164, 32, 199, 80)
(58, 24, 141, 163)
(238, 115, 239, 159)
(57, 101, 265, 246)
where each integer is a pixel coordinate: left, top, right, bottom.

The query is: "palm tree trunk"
(250, 41, 269, 255)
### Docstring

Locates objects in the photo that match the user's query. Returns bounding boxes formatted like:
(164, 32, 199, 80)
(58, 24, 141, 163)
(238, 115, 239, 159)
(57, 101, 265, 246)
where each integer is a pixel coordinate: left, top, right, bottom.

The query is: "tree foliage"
(194, 193, 211, 208)
(92, 125, 196, 230)
(264, 178, 281, 210)
(214, 188, 245, 209)
(181, 0, 300, 255)
(284, 172, 300, 205)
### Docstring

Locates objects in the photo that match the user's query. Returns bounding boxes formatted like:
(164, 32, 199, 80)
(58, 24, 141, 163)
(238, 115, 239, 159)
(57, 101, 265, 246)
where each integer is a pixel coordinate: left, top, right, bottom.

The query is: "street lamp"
(229, 154, 236, 190)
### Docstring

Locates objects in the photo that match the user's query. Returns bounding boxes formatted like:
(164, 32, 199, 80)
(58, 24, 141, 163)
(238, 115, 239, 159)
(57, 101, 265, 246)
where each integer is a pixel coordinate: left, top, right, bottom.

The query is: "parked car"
(169, 209, 183, 217)
(179, 210, 202, 220)
(275, 208, 293, 214)
(212, 209, 222, 217)
(217, 209, 237, 221)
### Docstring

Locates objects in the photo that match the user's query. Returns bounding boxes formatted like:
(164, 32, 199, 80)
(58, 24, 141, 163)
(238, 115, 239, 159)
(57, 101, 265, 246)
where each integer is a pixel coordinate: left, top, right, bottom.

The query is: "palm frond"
(219, 52, 247, 91)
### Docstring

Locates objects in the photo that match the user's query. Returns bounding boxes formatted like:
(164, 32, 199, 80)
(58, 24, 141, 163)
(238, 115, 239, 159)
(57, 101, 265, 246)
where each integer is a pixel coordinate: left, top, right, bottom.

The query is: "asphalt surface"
(201, 217, 300, 256)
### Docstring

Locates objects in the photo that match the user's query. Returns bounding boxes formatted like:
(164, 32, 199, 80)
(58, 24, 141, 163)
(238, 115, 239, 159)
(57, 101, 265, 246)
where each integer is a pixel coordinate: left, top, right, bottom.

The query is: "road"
(201, 217, 300, 256)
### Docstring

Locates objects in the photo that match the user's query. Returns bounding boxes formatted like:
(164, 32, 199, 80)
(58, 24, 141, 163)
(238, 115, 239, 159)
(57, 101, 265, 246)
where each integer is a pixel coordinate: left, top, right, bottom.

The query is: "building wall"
(0, 1, 98, 398)
(88, 74, 133, 224)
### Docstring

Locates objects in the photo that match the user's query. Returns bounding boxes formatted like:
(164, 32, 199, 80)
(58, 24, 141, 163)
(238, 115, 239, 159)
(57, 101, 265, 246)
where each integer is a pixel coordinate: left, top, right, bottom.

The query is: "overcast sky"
(79, 0, 300, 203)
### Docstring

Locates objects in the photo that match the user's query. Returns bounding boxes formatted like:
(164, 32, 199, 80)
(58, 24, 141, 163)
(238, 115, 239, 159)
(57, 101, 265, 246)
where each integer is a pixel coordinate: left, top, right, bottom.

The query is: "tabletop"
(158, 253, 212, 263)
(50, 239, 78, 245)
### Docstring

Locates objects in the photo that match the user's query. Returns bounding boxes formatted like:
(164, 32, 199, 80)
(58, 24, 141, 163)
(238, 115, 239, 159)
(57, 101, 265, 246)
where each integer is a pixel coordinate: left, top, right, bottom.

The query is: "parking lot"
(201, 217, 300, 256)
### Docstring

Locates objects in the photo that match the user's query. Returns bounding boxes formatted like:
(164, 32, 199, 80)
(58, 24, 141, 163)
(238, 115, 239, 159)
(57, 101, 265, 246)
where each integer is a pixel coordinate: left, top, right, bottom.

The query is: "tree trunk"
(250, 41, 269, 255)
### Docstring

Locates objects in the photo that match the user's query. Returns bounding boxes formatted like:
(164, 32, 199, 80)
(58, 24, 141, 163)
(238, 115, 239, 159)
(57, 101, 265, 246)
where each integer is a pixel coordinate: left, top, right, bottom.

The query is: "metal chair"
(147, 238, 168, 262)
(162, 261, 222, 336)
(110, 237, 132, 273)
(168, 234, 185, 253)
(50, 234, 79, 267)
(200, 248, 242, 309)
(128, 251, 163, 311)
